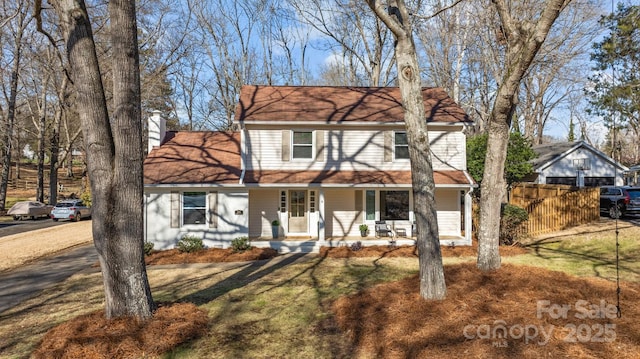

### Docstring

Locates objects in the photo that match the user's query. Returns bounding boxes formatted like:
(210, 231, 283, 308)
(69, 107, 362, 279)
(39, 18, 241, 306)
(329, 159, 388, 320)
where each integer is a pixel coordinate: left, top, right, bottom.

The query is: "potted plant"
(271, 219, 280, 239)
(359, 224, 368, 237)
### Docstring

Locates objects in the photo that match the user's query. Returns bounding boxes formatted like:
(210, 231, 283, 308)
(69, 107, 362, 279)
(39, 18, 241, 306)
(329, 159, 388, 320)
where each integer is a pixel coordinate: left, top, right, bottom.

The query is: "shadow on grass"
(179, 253, 310, 305)
(522, 231, 640, 282)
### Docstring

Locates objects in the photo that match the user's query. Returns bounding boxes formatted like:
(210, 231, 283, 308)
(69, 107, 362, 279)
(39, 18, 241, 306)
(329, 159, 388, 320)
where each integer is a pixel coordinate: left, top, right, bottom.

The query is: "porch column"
(318, 189, 325, 241)
(464, 189, 473, 245)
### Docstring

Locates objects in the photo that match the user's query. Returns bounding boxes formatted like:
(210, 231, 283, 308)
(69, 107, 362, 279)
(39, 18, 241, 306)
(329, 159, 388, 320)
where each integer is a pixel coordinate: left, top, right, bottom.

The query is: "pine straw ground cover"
(144, 247, 280, 265)
(333, 263, 640, 358)
(20, 224, 640, 358)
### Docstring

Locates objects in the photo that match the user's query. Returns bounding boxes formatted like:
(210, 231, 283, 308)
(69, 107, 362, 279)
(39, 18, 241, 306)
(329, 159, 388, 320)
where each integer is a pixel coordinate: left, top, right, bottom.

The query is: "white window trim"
(291, 130, 315, 161)
(181, 191, 207, 227)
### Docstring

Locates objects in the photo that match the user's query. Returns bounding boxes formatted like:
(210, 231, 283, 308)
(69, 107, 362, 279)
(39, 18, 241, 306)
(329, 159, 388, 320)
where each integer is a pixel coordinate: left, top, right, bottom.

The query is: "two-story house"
(143, 85, 476, 253)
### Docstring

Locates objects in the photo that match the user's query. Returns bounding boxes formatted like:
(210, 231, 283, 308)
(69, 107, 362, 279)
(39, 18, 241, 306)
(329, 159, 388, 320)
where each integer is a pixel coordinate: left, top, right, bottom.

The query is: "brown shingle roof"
(244, 170, 473, 186)
(144, 131, 242, 184)
(235, 85, 470, 124)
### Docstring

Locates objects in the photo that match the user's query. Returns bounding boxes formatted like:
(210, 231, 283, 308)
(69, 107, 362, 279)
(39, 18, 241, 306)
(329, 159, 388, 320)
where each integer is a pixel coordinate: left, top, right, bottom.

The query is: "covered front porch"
(248, 185, 473, 252)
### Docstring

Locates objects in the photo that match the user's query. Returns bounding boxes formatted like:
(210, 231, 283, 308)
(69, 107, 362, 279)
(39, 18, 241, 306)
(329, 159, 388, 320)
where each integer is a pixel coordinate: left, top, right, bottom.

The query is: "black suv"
(600, 186, 640, 218)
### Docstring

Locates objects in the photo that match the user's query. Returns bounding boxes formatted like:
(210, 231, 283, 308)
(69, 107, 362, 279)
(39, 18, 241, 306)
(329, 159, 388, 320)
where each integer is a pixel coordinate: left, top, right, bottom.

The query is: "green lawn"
(510, 222, 640, 283)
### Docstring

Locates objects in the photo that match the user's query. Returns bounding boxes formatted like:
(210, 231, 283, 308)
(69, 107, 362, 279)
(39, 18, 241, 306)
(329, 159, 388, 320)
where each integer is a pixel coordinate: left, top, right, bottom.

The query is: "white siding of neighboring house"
(145, 189, 249, 250)
(538, 147, 626, 185)
(244, 126, 466, 172)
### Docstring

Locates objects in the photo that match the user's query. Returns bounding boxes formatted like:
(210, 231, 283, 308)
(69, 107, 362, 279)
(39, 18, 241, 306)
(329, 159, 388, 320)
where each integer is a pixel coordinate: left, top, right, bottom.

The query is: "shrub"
(143, 241, 154, 256)
(359, 224, 368, 232)
(231, 236, 252, 253)
(500, 204, 529, 245)
(176, 235, 205, 253)
(350, 241, 363, 251)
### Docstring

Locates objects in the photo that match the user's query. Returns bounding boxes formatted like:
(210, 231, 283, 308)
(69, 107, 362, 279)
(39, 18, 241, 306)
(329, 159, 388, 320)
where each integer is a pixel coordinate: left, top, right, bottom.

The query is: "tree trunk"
(49, 78, 67, 205)
(36, 107, 47, 203)
(477, 0, 571, 271)
(0, 7, 26, 212)
(48, 0, 155, 319)
(366, 0, 446, 299)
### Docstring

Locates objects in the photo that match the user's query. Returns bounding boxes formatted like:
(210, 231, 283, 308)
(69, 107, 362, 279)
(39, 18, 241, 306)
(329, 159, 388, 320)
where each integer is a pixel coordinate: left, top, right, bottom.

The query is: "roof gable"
(234, 85, 470, 124)
(532, 140, 628, 172)
(144, 131, 242, 184)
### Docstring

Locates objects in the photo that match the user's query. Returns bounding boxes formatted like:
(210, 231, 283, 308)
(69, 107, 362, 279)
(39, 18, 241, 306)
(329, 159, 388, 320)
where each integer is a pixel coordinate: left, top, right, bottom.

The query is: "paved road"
(0, 217, 68, 238)
(0, 244, 97, 313)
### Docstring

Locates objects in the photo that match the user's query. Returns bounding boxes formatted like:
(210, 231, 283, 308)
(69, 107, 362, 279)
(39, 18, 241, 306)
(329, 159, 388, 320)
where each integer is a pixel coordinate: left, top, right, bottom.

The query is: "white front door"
(288, 190, 307, 233)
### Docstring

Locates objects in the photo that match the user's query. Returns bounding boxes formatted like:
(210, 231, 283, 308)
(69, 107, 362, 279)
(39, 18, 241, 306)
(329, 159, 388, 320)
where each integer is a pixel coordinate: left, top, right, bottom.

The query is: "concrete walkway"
(0, 244, 98, 313)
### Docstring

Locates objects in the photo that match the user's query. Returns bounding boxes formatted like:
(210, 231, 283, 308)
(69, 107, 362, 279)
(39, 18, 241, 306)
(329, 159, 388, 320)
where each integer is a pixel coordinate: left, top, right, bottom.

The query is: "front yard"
(1, 219, 639, 358)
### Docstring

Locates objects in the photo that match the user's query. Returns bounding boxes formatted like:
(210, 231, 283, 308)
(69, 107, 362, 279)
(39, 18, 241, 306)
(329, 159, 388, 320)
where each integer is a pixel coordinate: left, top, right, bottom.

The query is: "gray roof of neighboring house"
(531, 141, 581, 170)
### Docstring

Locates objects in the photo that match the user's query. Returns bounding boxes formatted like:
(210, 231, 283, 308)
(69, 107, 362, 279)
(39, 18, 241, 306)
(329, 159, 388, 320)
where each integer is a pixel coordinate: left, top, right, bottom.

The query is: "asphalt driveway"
(0, 244, 97, 313)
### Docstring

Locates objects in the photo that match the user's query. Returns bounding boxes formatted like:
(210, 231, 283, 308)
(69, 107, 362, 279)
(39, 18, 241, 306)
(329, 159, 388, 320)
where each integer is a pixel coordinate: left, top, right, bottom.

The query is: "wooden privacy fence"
(509, 184, 600, 237)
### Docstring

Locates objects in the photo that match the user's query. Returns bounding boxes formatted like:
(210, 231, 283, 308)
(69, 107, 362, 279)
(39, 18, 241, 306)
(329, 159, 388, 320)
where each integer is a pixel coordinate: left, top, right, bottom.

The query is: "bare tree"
(365, 0, 446, 300)
(292, 0, 396, 86)
(44, 0, 155, 318)
(188, 0, 266, 129)
(477, 0, 572, 271)
(0, 0, 30, 211)
(516, 0, 602, 144)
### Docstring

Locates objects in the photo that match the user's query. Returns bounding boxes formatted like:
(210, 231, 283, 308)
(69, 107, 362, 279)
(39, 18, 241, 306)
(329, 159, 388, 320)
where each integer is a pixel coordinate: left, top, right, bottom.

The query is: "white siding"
(435, 189, 461, 236)
(145, 189, 249, 250)
(429, 130, 466, 170)
(538, 147, 626, 186)
(248, 189, 281, 237)
(324, 189, 361, 237)
(244, 127, 466, 172)
(542, 148, 619, 177)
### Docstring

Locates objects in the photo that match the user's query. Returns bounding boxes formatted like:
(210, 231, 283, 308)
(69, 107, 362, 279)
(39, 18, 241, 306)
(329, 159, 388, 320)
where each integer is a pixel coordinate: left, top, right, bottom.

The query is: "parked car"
(50, 200, 92, 222)
(7, 201, 53, 220)
(599, 186, 640, 218)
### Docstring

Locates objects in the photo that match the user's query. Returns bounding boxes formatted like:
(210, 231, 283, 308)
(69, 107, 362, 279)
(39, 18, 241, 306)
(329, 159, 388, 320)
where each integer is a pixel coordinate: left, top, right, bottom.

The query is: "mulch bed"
(32, 303, 208, 359)
(332, 262, 640, 358)
(319, 241, 528, 258)
(144, 247, 279, 265)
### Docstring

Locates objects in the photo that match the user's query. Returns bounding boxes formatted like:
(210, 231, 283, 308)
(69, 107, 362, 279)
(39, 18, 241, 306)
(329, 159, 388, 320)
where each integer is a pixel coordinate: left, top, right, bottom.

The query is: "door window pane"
(289, 191, 306, 217)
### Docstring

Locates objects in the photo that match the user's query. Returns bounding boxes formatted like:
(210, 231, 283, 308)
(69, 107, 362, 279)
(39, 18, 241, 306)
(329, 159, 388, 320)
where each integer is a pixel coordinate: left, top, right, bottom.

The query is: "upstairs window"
(292, 131, 313, 159)
(395, 132, 409, 160)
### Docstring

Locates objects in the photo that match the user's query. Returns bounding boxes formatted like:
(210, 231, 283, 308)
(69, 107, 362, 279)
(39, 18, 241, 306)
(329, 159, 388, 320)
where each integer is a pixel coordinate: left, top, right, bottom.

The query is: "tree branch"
(34, 0, 73, 85)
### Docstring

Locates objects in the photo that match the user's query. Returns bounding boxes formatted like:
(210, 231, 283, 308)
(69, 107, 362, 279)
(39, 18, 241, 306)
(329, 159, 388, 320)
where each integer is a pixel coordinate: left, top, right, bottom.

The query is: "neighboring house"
(529, 141, 628, 187)
(144, 86, 476, 252)
(626, 164, 640, 186)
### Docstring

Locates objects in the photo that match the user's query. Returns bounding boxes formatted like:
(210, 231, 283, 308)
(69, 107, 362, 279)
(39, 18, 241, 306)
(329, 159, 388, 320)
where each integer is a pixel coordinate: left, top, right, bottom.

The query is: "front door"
(288, 190, 307, 233)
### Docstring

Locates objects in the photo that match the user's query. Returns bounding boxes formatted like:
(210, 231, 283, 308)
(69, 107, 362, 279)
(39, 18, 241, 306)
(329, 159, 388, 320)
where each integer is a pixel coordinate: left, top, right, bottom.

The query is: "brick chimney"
(148, 110, 166, 153)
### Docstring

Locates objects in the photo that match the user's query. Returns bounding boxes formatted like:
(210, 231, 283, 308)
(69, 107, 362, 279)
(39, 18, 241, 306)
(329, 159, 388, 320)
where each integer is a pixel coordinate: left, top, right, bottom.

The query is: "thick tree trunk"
(366, 0, 446, 299)
(477, 0, 570, 271)
(48, 0, 155, 319)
